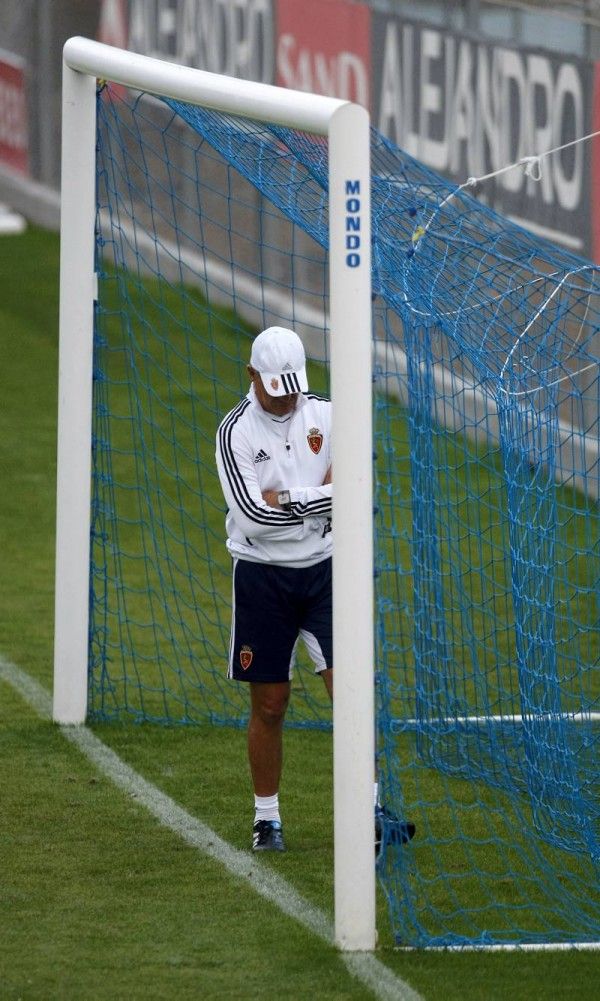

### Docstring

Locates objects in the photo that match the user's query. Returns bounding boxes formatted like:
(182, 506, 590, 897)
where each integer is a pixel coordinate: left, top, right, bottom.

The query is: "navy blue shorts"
(228, 557, 332, 683)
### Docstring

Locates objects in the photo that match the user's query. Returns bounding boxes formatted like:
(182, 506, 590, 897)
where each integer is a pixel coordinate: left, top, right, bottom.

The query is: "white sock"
(254, 793, 280, 824)
(374, 782, 379, 808)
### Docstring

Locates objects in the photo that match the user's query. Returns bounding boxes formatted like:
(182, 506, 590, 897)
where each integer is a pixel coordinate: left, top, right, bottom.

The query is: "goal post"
(53, 33, 600, 952)
(53, 37, 374, 952)
(53, 53, 96, 728)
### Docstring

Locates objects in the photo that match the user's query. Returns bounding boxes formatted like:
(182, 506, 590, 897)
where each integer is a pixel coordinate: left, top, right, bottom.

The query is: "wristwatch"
(277, 490, 292, 511)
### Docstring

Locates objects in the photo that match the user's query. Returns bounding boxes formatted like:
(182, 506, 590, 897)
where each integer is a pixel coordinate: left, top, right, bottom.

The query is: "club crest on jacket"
(307, 427, 323, 454)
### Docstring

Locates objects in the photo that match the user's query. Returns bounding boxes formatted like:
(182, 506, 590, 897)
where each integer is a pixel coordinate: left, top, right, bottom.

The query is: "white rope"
(467, 126, 600, 191)
(411, 126, 600, 251)
(498, 265, 597, 388)
(404, 128, 600, 397)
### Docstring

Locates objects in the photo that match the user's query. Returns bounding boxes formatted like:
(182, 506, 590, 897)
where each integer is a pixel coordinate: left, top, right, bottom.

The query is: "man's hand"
(262, 489, 282, 508)
(263, 471, 331, 508)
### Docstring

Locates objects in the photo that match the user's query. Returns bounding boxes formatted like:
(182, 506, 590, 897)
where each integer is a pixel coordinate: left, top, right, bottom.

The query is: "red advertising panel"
(98, 0, 129, 51)
(97, 0, 129, 100)
(0, 51, 28, 175)
(276, 0, 371, 108)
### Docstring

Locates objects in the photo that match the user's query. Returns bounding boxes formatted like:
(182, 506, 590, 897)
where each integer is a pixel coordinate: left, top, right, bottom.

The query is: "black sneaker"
(375, 807, 415, 857)
(252, 819, 286, 852)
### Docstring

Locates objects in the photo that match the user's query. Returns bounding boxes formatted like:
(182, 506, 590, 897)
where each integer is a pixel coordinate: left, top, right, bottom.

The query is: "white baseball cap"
(250, 326, 309, 397)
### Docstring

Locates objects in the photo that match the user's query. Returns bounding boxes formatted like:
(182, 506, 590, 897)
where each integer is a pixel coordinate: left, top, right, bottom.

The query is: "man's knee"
(251, 683, 290, 726)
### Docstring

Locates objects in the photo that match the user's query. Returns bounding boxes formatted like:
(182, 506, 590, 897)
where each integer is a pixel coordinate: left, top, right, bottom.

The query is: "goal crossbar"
(54, 36, 374, 952)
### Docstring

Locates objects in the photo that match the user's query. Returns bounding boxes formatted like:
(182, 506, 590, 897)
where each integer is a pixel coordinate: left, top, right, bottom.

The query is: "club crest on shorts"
(270, 377, 279, 391)
(240, 645, 253, 670)
(307, 427, 323, 455)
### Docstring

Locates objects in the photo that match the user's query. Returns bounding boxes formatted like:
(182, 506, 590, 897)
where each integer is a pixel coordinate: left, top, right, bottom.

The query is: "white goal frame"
(54, 37, 374, 951)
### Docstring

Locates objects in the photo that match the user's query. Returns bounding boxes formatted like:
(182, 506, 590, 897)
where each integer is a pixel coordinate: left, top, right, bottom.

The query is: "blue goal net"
(92, 81, 600, 947)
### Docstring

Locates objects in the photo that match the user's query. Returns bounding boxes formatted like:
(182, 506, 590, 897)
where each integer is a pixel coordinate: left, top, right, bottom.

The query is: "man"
(216, 325, 414, 854)
(215, 325, 332, 851)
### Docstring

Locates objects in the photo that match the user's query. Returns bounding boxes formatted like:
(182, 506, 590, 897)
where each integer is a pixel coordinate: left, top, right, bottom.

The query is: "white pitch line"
(402, 712, 600, 727)
(0, 657, 422, 1001)
(396, 940, 600, 953)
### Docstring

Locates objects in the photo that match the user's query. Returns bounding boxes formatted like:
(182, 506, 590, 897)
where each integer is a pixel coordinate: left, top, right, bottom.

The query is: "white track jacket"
(216, 386, 332, 567)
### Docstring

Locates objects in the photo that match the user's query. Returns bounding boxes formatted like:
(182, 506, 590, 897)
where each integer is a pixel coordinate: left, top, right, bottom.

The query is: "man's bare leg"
(248, 681, 291, 796)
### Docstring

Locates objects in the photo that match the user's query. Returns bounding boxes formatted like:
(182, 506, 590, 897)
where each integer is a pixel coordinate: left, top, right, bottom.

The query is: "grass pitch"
(1, 226, 600, 999)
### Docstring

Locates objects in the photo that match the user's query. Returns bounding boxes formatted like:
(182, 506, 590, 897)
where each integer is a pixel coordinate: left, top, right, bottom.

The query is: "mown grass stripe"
(0, 656, 422, 1001)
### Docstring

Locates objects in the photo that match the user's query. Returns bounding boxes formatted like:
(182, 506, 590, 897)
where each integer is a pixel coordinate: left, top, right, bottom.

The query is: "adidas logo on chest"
(254, 449, 271, 463)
